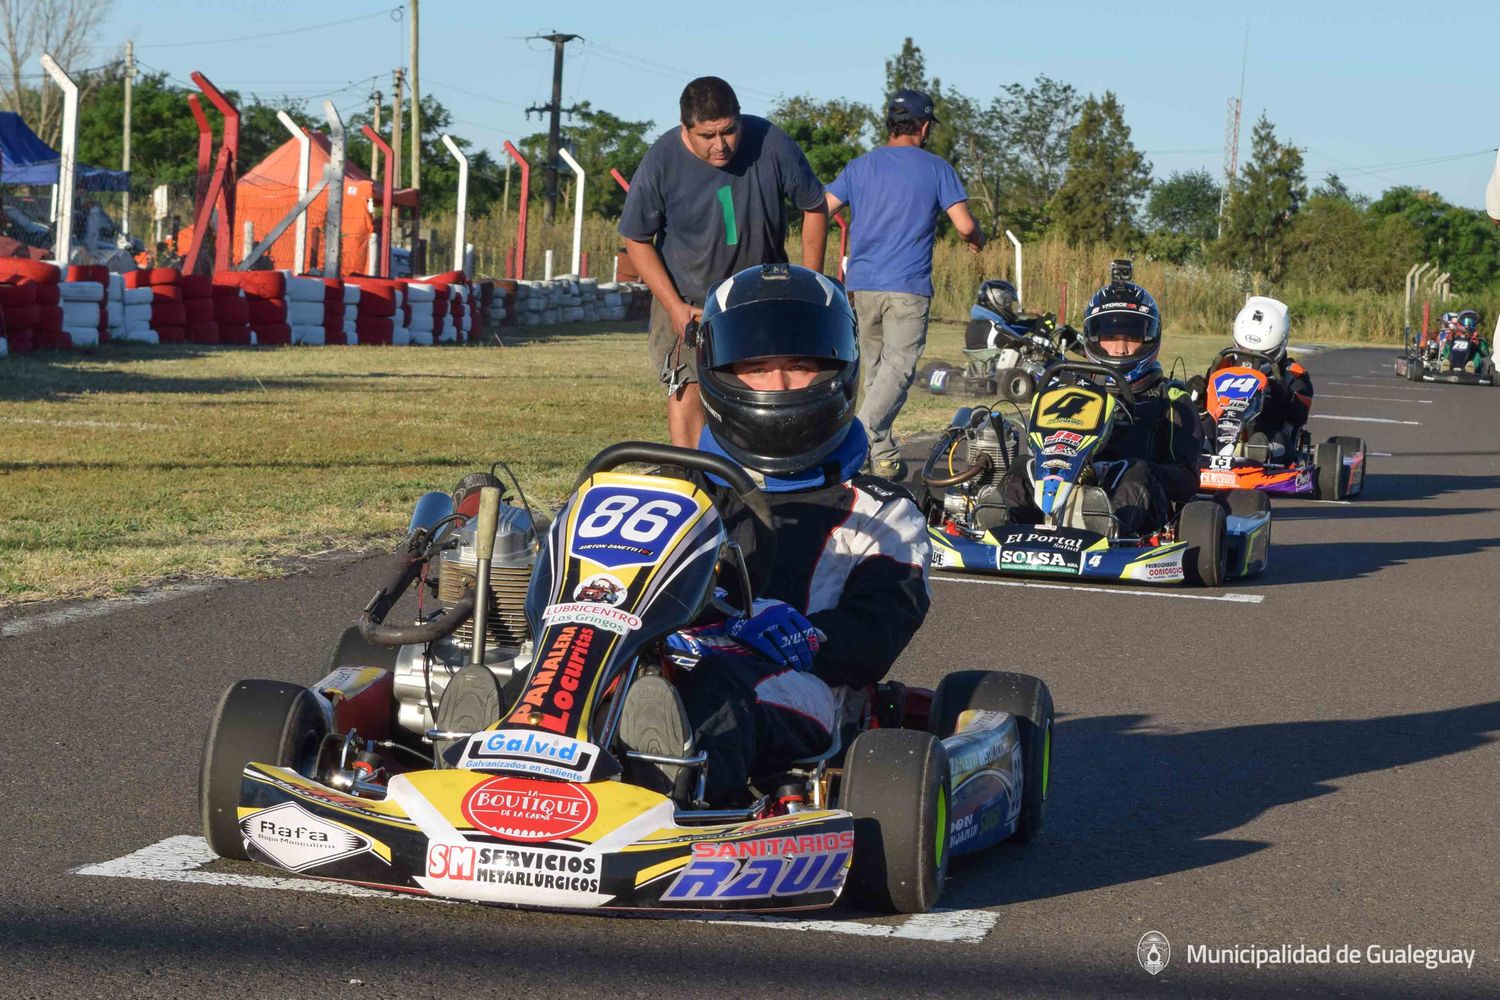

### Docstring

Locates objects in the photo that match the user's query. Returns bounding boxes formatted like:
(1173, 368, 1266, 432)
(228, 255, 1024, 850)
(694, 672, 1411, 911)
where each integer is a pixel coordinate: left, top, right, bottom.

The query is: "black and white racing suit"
(680, 472, 932, 805)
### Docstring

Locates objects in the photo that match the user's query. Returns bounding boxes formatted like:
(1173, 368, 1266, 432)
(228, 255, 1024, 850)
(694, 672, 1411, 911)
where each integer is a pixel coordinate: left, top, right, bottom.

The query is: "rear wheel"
(1409, 358, 1423, 382)
(1224, 487, 1271, 518)
(930, 670, 1054, 844)
(999, 367, 1036, 404)
(1314, 442, 1345, 500)
(1326, 436, 1366, 496)
(841, 729, 950, 914)
(200, 680, 328, 859)
(1178, 500, 1226, 587)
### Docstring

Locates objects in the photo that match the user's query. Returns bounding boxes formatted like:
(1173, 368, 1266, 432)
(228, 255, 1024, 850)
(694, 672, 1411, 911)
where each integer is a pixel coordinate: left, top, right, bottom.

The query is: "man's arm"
(800, 204, 829, 274)
(824, 190, 845, 214)
(623, 238, 699, 336)
(945, 201, 987, 254)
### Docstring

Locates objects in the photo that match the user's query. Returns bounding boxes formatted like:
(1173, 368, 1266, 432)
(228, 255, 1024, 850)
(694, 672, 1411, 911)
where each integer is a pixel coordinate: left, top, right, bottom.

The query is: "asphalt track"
(2, 347, 1496, 999)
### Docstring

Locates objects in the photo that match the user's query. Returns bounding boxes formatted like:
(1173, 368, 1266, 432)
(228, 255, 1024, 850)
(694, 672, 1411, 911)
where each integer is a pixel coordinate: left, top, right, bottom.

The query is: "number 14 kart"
(922, 362, 1271, 588)
(201, 444, 1055, 915)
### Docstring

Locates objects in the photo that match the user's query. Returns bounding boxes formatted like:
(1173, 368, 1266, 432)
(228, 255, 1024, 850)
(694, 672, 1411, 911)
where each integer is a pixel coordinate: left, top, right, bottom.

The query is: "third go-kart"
(201, 444, 1054, 916)
(920, 302, 1073, 403)
(1393, 326, 1496, 385)
(923, 362, 1271, 587)
(1198, 347, 1368, 500)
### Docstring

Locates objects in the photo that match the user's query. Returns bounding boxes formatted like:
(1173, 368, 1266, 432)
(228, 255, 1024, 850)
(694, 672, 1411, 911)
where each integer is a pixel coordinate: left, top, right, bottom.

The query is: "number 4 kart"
(201, 444, 1055, 916)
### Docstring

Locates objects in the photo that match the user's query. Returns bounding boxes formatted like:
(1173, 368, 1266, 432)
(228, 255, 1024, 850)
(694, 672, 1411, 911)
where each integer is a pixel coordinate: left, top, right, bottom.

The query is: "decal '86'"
(568, 484, 699, 569)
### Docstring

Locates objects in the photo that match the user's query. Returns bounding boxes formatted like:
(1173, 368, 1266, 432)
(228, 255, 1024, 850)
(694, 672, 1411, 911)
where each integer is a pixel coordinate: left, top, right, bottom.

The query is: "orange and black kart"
(1198, 348, 1367, 500)
(201, 444, 1054, 915)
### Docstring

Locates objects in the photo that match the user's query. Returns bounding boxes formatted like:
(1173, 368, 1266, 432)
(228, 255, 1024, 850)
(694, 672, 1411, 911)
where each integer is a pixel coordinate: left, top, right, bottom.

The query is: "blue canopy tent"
(0, 111, 129, 190)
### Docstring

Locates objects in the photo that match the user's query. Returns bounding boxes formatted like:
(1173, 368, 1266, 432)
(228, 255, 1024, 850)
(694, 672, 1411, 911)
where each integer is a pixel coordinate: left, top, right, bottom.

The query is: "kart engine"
(939, 409, 1020, 531)
(392, 502, 541, 735)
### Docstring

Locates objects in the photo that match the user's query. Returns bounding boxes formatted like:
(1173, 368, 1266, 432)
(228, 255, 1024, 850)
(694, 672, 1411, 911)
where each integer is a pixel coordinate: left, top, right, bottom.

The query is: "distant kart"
(200, 444, 1054, 915)
(918, 305, 1073, 403)
(922, 362, 1270, 588)
(1197, 348, 1368, 500)
(1394, 328, 1496, 385)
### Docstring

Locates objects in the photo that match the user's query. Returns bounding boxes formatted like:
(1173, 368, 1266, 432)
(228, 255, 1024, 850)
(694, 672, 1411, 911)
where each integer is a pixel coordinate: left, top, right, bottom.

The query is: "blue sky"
(83, 0, 1497, 209)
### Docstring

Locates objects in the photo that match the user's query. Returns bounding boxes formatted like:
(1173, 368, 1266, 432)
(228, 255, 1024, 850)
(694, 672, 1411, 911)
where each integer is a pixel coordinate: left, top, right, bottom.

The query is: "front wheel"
(1178, 500, 1226, 587)
(1314, 442, 1345, 500)
(1326, 437, 1366, 496)
(840, 729, 950, 914)
(200, 680, 329, 859)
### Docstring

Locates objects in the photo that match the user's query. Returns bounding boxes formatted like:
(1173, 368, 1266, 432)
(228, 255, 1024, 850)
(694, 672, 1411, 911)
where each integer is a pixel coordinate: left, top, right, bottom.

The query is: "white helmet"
(1232, 296, 1290, 361)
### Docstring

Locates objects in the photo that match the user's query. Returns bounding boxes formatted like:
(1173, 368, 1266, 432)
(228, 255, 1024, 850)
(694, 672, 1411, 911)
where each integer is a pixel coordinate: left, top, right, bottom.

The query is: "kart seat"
(1079, 485, 1115, 538)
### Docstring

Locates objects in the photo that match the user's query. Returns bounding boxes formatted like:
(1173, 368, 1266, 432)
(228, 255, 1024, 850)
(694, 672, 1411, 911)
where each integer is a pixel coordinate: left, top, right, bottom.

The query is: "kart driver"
(993, 271, 1203, 535)
(618, 262, 932, 806)
(1224, 295, 1314, 460)
(1441, 309, 1488, 373)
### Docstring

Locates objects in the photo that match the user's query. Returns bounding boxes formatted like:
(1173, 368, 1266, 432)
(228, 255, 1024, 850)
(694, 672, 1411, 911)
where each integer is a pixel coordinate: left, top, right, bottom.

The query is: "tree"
(987, 75, 1081, 236)
(517, 101, 654, 218)
(1141, 169, 1221, 262)
(0, 0, 113, 147)
(1282, 195, 1419, 292)
(1047, 92, 1152, 247)
(1214, 114, 1306, 279)
(1367, 186, 1500, 291)
(769, 94, 872, 182)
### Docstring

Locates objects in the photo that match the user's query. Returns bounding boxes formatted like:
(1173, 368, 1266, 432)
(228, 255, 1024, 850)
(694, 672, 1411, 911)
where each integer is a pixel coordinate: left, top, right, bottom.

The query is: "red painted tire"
(68, 265, 110, 285)
(234, 270, 287, 298)
(0, 283, 38, 307)
(321, 277, 344, 302)
(36, 306, 63, 334)
(179, 273, 213, 298)
(35, 283, 62, 307)
(147, 267, 180, 286)
(0, 259, 61, 284)
(354, 315, 394, 340)
(155, 324, 186, 343)
(246, 298, 288, 324)
(151, 303, 187, 326)
(215, 297, 249, 323)
(151, 285, 185, 304)
(124, 269, 151, 289)
(355, 289, 396, 317)
(217, 323, 252, 345)
(3, 304, 40, 328)
(252, 323, 292, 345)
(186, 321, 220, 344)
(425, 270, 467, 285)
(185, 298, 215, 323)
(36, 330, 73, 350)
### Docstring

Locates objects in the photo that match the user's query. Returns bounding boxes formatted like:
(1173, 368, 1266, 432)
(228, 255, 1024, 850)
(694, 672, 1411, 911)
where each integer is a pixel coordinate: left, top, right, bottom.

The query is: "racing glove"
(724, 599, 824, 672)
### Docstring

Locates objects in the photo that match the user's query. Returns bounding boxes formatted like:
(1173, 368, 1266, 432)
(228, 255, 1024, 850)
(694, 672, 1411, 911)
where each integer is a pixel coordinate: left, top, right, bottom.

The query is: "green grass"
(0, 322, 1357, 606)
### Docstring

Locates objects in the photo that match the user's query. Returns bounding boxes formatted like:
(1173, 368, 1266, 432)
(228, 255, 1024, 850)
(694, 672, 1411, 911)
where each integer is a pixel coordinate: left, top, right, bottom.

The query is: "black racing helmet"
(696, 263, 860, 475)
(1457, 309, 1481, 334)
(976, 279, 1020, 324)
(1081, 272, 1163, 391)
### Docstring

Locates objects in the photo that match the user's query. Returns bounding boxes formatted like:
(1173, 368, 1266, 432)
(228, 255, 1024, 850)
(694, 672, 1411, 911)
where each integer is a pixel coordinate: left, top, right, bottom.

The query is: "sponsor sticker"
(506, 624, 596, 733)
(462, 775, 598, 842)
(662, 848, 850, 901)
(241, 801, 373, 872)
(1001, 529, 1085, 552)
(1201, 471, 1237, 488)
(459, 729, 602, 781)
(569, 484, 698, 569)
(691, 831, 853, 860)
(541, 601, 642, 636)
(999, 548, 1077, 572)
(426, 842, 602, 894)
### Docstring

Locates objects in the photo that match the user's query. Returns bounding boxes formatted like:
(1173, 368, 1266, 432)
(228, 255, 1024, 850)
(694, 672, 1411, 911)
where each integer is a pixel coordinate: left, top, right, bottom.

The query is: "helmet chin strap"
(698, 421, 869, 493)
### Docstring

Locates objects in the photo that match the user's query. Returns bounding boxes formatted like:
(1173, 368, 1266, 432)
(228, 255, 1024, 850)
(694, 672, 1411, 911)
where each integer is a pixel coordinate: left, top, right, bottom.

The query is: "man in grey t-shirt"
(619, 77, 829, 448)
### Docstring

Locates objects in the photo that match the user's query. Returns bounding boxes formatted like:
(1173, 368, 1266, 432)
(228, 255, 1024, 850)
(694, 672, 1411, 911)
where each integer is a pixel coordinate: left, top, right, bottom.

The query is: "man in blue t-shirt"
(825, 89, 985, 478)
(620, 77, 829, 448)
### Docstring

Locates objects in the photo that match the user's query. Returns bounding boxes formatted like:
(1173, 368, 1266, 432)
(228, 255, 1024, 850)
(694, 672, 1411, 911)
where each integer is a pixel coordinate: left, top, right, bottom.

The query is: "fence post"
(1004, 230, 1023, 306)
(321, 99, 346, 276)
(40, 54, 79, 265)
(440, 134, 469, 275)
(276, 111, 311, 272)
(557, 146, 586, 276)
(503, 141, 530, 280)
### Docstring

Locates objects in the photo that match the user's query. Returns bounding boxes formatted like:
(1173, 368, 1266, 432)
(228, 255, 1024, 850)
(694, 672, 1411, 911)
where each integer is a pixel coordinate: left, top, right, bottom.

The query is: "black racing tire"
(840, 729, 950, 914)
(929, 670, 1054, 844)
(1224, 487, 1271, 518)
(999, 367, 1036, 404)
(1326, 436, 1366, 496)
(326, 623, 400, 675)
(1178, 500, 1226, 587)
(1314, 442, 1345, 500)
(1408, 358, 1423, 382)
(200, 680, 329, 860)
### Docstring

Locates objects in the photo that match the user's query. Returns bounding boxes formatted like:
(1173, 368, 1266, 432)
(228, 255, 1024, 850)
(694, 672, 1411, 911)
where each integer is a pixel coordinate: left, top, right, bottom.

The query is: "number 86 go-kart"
(201, 443, 1055, 915)
(1195, 347, 1368, 501)
(921, 361, 1271, 587)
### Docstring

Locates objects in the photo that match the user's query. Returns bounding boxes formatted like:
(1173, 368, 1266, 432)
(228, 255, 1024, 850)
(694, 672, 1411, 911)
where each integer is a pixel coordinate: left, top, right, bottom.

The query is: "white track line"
(1369, 452, 1393, 457)
(1326, 381, 1435, 391)
(1296, 499, 1355, 506)
(1313, 414, 1422, 426)
(74, 836, 998, 944)
(1319, 393, 1431, 405)
(934, 574, 1263, 603)
(1, 585, 215, 639)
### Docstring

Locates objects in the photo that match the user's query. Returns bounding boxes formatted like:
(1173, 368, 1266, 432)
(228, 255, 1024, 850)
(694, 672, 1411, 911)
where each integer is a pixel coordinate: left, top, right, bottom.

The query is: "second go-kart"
(1393, 325, 1496, 385)
(922, 362, 1271, 587)
(201, 444, 1055, 915)
(1197, 348, 1368, 500)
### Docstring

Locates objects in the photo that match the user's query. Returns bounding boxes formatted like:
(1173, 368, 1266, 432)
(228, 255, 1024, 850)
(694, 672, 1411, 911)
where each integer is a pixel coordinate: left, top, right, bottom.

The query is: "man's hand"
(724, 599, 823, 671)
(669, 299, 703, 337)
(966, 231, 986, 255)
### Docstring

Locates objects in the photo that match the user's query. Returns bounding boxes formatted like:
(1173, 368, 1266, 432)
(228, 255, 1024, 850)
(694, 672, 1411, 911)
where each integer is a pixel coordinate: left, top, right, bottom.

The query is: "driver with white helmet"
(1228, 296, 1314, 459)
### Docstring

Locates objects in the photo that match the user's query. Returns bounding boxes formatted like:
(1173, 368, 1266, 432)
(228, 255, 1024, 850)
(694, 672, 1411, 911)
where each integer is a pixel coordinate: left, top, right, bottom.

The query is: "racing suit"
(1252, 357, 1314, 457)
(1000, 374, 1203, 535)
(676, 420, 932, 805)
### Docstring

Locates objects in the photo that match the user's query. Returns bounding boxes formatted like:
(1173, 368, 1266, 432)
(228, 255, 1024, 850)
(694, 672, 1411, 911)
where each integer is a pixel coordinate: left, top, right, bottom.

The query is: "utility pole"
(409, 0, 421, 193)
(526, 32, 581, 222)
(1217, 26, 1249, 238)
(392, 69, 404, 190)
(371, 89, 383, 179)
(122, 40, 134, 236)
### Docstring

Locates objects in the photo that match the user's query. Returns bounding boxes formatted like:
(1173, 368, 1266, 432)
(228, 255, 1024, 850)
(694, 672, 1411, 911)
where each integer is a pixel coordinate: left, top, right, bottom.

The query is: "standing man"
(620, 76, 830, 448)
(825, 89, 985, 478)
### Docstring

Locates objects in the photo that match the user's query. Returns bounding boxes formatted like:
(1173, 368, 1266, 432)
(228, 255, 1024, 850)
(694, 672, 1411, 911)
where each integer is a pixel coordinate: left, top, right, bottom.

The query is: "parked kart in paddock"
(1196, 348, 1368, 500)
(1394, 327, 1497, 385)
(919, 304, 1074, 403)
(920, 362, 1271, 587)
(201, 444, 1055, 915)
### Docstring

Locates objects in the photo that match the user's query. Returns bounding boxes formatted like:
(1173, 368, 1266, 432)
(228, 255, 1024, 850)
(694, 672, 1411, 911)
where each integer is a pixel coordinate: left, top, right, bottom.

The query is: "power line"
(138, 6, 400, 49)
(425, 78, 528, 109)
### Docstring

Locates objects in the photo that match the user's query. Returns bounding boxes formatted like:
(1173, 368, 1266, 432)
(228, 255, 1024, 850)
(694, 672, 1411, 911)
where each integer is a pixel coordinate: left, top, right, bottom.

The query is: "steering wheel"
(1038, 360, 1138, 407)
(1213, 346, 1279, 373)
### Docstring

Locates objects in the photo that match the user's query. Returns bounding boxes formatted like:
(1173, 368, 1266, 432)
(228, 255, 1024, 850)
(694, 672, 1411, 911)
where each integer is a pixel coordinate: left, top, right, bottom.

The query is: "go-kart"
(919, 303, 1072, 403)
(921, 362, 1271, 587)
(1394, 327, 1497, 385)
(1197, 348, 1368, 500)
(201, 444, 1054, 915)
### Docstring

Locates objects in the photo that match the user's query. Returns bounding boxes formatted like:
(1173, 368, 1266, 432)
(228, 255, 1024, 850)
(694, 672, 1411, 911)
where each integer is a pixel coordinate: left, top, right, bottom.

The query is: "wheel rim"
(933, 785, 948, 869)
(1041, 722, 1052, 800)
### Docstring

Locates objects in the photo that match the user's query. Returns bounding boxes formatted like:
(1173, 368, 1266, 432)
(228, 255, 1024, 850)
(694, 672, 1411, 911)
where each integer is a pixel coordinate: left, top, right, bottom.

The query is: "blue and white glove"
(663, 630, 706, 671)
(724, 599, 823, 672)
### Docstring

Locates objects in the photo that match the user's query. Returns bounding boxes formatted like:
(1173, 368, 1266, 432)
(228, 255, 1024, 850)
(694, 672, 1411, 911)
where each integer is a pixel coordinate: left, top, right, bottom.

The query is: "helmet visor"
(700, 300, 858, 371)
